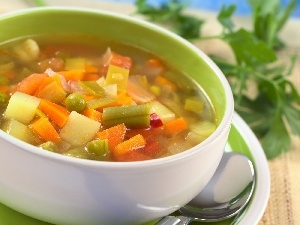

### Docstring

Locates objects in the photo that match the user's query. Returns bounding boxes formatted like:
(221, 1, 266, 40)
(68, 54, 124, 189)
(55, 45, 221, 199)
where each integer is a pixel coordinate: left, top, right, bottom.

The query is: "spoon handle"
(155, 216, 192, 225)
(155, 216, 181, 225)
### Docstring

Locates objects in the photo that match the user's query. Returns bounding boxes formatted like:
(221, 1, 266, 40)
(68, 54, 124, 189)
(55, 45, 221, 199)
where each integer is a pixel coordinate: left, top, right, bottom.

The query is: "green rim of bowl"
(0, 7, 231, 124)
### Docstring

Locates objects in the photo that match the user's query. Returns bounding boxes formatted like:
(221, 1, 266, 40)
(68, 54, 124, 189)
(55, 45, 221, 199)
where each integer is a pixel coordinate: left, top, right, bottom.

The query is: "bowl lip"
(0, 6, 234, 169)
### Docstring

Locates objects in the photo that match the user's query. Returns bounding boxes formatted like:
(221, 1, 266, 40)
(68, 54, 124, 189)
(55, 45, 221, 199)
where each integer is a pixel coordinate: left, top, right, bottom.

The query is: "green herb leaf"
(134, 0, 300, 159)
(134, 0, 204, 40)
(217, 5, 236, 32)
(224, 29, 277, 66)
(248, 0, 297, 49)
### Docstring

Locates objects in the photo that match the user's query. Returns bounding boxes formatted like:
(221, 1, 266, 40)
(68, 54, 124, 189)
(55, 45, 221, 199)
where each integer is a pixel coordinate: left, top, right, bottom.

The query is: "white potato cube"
(3, 119, 35, 144)
(4, 92, 41, 124)
(60, 111, 101, 147)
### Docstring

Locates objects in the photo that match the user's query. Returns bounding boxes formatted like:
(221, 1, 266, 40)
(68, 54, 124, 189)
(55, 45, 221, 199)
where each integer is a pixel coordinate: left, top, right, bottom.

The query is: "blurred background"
(102, 0, 300, 18)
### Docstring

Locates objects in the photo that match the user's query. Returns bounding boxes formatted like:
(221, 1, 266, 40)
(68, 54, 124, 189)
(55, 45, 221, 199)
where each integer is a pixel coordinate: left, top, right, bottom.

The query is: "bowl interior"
(0, 8, 228, 125)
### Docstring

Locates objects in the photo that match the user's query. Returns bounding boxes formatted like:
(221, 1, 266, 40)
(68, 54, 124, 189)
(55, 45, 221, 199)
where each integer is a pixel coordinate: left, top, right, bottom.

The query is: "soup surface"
(0, 35, 216, 162)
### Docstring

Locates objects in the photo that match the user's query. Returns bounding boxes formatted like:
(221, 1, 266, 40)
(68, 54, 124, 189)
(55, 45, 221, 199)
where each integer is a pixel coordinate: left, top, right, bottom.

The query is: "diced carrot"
(82, 108, 102, 123)
(155, 75, 177, 91)
(13, 73, 48, 95)
(147, 58, 164, 68)
(110, 52, 132, 69)
(96, 123, 126, 149)
(115, 150, 151, 162)
(84, 73, 100, 81)
(58, 70, 85, 81)
(30, 117, 61, 143)
(142, 140, 161, 157)
(39, 99, 70, 128)
(85, 64, 99, 73)
(34, 76, 55, 96)
(164, 117, 188, 135)
(113, 134, 146, 156)
(126, 127, 164, 140)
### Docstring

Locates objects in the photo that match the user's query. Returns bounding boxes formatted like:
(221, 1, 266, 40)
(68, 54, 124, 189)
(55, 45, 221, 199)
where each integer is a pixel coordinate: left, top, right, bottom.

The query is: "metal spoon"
(156, 152, 255, 225)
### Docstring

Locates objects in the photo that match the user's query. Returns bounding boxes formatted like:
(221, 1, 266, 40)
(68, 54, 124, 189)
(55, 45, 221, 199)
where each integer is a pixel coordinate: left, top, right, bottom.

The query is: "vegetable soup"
(0, 35, 216, 162)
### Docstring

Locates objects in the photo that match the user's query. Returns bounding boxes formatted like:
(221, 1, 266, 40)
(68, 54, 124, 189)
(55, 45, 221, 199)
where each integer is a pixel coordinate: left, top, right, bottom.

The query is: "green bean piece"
(65, 93, 86, 112)
(63, 147, 90, 159)
(102, 104, 150, 128)
(39, 141, 58, 152)
(87, 139, 109, 160)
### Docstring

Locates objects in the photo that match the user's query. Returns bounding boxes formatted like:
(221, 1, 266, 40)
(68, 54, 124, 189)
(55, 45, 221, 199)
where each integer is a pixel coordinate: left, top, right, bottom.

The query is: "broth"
(0, 34, 216, 162)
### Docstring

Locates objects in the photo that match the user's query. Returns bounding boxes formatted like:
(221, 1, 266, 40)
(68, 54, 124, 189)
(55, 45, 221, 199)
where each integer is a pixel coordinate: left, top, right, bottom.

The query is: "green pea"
(65, 93, 86, 112)
(87, 139, 109, 160)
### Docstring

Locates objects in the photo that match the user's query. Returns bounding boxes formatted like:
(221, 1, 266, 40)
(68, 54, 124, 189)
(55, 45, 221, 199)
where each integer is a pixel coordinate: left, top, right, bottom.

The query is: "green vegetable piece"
(79, 81, 106, 97)
(87, 139, 109, 160)
(105, 64, 129, 92)
(65, 93, 86, 112)
(40, 141, 58, 152)
(102, 104, 150, 128)
(0, 93, 9, 109)
(184, 98, 204, 113)
(63, 148, 90, 159)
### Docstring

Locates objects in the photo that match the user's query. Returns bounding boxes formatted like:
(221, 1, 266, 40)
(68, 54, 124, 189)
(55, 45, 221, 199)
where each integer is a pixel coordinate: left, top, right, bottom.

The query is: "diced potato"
(2, 119, 36, 144)
(60, 111, 101, 146)
(12, 39, 40, 63)
(4, 92, 41, 124)
(148, 100, 175, 124)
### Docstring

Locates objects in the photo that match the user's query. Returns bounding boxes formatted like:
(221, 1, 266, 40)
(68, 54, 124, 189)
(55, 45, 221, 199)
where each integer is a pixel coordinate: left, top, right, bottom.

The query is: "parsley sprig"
(134, 0, 300, 159)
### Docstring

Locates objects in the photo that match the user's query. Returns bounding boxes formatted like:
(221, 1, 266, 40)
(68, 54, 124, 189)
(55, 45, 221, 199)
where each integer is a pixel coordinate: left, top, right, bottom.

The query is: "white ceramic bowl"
(0, 7, 234, 225)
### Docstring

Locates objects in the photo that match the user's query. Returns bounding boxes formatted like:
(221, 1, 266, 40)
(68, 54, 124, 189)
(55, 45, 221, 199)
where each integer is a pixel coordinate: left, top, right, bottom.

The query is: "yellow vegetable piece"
(105, 64, 129, 92)
(4, 92, 41, 124)
(60, 111, 101, 147)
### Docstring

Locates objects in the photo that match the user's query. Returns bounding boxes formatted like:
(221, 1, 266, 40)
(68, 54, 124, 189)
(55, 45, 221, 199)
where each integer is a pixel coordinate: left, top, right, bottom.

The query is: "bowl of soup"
(0, 7, 234, 225)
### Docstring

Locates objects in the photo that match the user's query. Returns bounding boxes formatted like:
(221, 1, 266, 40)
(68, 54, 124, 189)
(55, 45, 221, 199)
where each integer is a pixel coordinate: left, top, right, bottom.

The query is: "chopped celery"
(87, 95, 117, 109)
(185, 131, 207, 145)
(105, 64, 129, 92)
(87, 139, 109, 160)
(184, 98, 204, 113)
(79, 81, 107, 97)
(189, 121, 216, 138)
(65, 58, 86, 71)
(102, 104, 150, 128)
(148, 100, 175, 124)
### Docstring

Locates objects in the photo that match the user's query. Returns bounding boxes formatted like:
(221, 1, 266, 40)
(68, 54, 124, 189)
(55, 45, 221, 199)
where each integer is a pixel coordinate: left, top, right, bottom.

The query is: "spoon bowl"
(157, 152, 255, 224)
